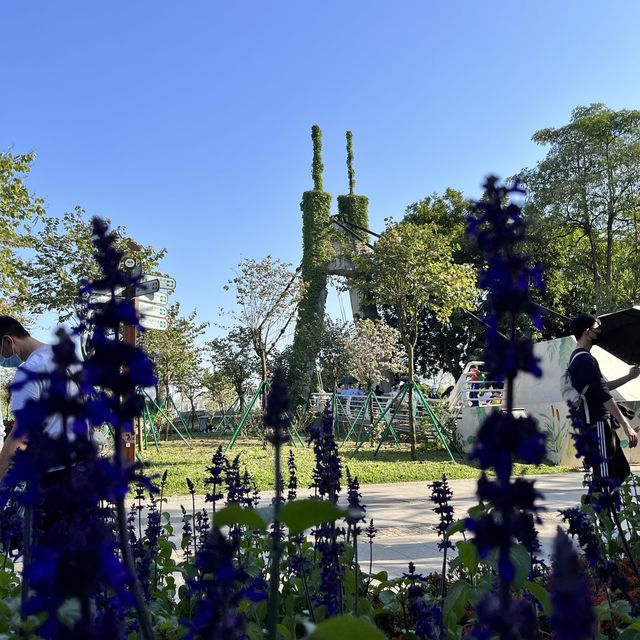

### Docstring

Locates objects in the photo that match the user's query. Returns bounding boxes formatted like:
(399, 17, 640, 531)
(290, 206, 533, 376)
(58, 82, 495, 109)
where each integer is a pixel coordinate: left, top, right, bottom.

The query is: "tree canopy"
(0, 151, 45, 315)
(519, 103, 640, 313)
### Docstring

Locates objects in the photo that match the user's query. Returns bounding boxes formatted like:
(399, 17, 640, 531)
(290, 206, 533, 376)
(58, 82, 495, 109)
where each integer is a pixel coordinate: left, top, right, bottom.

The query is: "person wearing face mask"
(0, 316, 53, 481)
(568, 313, 639, 483)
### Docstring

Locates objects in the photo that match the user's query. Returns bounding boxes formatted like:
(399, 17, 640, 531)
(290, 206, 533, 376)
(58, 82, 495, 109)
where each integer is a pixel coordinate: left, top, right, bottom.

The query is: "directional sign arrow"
(139, 316, 168, 331)
(138, 301, 167, 318)
(89, 294, 124, 304)
(143, 275, 176, 291)
(134, 279, 160, 297)
(138, 291, 168, 305)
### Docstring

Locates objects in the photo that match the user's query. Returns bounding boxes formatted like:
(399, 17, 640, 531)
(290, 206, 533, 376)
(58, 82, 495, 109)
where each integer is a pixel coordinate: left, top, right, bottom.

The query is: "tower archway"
(289, 126, 375, 405)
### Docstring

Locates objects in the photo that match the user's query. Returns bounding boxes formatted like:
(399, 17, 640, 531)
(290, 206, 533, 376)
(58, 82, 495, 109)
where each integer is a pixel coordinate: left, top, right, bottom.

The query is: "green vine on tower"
(290, 125, 333, 406)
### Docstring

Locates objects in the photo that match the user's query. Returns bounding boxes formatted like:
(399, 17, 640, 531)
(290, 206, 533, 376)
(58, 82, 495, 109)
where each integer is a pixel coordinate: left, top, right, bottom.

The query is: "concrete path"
(161, 468, 613, 578)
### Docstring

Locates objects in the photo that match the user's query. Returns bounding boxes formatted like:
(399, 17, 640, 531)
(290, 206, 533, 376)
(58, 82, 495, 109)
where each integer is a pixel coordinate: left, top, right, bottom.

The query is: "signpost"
(120, 260, 178, 465)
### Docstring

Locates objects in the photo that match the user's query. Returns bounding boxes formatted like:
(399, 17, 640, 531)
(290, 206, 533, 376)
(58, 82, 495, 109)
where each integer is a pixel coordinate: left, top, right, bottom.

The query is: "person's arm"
(604, 398, 638, 448)
(608, 365, 640, 391)
(0, 426, 28, 481)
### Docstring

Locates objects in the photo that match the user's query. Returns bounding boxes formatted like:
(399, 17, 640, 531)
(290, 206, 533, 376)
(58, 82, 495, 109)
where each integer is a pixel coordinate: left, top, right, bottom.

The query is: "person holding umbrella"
(568, 313, 639, 482)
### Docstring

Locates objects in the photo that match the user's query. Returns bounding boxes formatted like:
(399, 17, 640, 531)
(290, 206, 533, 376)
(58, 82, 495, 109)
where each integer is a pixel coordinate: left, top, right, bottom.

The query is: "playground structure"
(210, 379, 305, 451)
(139, 388, 194, 452)
(310, 381, 462, 460)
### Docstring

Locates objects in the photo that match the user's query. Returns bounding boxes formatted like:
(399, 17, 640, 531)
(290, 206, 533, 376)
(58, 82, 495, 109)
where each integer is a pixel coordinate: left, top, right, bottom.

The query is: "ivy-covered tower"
(337, 130, 370, 234)
(289, 125, 333, 405)
(334, 131, 374, 321)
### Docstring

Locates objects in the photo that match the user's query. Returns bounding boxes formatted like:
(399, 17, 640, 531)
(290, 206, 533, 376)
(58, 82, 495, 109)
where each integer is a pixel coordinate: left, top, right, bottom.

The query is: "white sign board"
(134, 279, 160, 296)
(143, 274, 176, 291)
(139, 316, 168, 331)
(138, 301, 167, 318)
(138, 291, 168, 305)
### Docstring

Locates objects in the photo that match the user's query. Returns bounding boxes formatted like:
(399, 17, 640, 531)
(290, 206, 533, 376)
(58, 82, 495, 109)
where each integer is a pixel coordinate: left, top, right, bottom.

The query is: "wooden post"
(122, 266, 137, 466)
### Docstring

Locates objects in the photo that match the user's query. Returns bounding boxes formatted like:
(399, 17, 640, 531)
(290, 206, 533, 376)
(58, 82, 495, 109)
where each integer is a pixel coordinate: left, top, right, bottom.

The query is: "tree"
(138, 303, 208, 437)
(356, 220, 477, 459)
(316, 317, 353, 392)
(0, 151, 45, 314)
(24, 207, 165, 325)
(177, 361, 208, 431)
(347, 319, 405, 391)
(401, 189, 485, 380)
(518, 103, 640, 312)
(207, 327, 257, 410)
(222, 256, 305, 407)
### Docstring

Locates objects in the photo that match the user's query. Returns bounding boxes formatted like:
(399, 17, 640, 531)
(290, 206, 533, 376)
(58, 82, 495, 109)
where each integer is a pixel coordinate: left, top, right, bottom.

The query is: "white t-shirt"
(11, 345, 80, 440)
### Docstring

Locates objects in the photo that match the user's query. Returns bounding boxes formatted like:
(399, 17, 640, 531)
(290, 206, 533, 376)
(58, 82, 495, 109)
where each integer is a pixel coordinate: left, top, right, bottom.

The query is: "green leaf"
(510, 544, 531, 590)
(443, 579, 470, 621)
(310, 615, 386, 640)
(213, 505, 267, 531)
(524, 580, 550, 615)
(280, 498, 345, 534)
(456, 540, 478, 577)
(618, 625, 640, 640)
(277, 623, 293, 640)
(446, 519, 466, 536)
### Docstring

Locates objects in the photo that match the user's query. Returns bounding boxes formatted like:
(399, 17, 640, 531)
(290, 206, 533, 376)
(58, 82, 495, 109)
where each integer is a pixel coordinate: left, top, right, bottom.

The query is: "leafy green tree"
(138, 303, 208, 432)
(518, 103, 640, 312)
(400, 189, 485, 380)
(316, 317, 353, 392)
(356, 220, 477, 459)
(177, 361, 208, 431)
(201, 369, 237, 415)
(207, 328, 257, 410)
(24, 207, 165, 324)
(0, 151, 45, 314)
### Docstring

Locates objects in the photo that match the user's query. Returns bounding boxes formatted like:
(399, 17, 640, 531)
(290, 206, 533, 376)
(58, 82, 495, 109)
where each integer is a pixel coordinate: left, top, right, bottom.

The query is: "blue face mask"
(0, 338, 22, 368)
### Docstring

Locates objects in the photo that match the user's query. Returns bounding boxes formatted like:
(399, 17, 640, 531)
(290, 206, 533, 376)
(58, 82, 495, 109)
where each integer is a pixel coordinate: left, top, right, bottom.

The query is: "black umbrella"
(340, 375, 358, 385)
(597, 306, 640, 364)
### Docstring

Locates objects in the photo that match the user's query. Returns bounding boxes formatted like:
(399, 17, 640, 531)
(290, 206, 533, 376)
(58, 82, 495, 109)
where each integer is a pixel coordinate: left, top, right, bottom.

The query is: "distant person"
(567, 313, 639, 483)
(374, 384, 384, 397)
(466, 365, 481, 406)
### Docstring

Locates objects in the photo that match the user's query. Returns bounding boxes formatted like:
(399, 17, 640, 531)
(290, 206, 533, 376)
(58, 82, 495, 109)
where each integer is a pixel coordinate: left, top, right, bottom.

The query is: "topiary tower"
(289, 125, 333, 406)
(337, 130, 370, 232)
(335, 131, 377, 321)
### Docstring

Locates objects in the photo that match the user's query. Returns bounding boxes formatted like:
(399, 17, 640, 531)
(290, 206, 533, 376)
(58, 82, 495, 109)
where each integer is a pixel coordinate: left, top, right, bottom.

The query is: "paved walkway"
(161, 468, 610, 578)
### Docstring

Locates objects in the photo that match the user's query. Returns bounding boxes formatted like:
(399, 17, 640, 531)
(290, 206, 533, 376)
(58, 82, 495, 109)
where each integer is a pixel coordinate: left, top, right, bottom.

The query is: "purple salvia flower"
(465, 177, 547, 636)
(345, 467, 366, 538)
(287, 449, 298, 501)
(204, 446, 227, 514)
(429, 474, 455, 552)
(183, 527, 248, 640)
(549, 527, 596, 640)
(308, 403, 341, 503)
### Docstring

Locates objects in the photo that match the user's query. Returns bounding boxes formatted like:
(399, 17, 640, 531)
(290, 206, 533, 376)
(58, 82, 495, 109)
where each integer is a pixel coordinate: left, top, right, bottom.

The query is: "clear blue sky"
(2, 1, 640, 341)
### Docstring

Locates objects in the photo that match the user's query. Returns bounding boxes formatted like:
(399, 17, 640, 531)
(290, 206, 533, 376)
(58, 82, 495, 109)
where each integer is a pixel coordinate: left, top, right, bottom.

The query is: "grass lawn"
(138, 434, 575, 497)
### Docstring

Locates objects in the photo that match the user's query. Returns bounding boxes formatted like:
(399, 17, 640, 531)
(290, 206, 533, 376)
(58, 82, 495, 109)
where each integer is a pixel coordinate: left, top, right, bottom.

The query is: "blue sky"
(2, 1, 640, 342)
